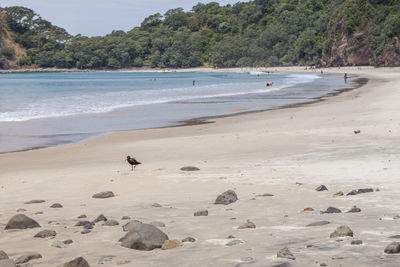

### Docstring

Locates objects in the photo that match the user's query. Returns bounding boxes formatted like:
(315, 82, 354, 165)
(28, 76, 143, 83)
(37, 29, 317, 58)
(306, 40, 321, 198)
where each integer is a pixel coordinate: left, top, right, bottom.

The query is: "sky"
(0, 0, 240, 36)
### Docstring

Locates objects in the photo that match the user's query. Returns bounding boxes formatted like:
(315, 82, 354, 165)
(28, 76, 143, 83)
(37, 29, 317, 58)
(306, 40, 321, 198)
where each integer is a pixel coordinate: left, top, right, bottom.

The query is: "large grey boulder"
(0, 259, 15, 267)
(62, 257, 90, 267)
(120, 223, 169, 251)
(215, 190, 238, 205)
(14, 253, 42, 264)
(330, 225, 354, 238)
(92, 191, 114, 199)
(5, 214, 41, 230)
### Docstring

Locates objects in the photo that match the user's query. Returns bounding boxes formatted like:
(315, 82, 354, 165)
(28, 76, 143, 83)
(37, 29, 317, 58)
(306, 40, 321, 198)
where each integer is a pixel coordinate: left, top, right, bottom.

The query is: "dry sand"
(1, 67, 400, 266)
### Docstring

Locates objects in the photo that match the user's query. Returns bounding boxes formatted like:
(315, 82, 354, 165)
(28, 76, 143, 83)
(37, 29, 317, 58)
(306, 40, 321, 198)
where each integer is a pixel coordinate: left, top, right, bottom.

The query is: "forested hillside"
(0, 0, 399, 69)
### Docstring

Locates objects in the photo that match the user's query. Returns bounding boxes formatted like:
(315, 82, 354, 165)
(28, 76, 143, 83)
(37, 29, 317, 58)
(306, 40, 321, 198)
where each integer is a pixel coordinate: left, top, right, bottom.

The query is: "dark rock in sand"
(14, 253, 42, 264)
(384, 242, 400, 254)
(16, 208, 26, 212)
(50, 203, 63, 208)
(122, 220, 143, 232)
(351, 240, 363, 245)
(346, 190, 358, 196)
(194, 210, 208, 216)
(63, 239, 74, 244)
(121, 216, 131, 220)
(120, 223, 169, 251)
(0, 259, 15, 267)
(0, 251, 8, 260)
(256, 193, 274, 197)
(180, 166, 200, 171)
(226, 240, 243, 246)
(5, 214, 41, 230)
(150, 221, 165, 227)
(182, 237, 196, 243)
(24, 200, 45, 204)
(316, 185, 328, 191)
(321, 207, 342, 214)
(81, 229, 91, 234)
(306, 221, 330, 227)
(103, 220, 119, 226)
(347, 188, 374, 196)
(83, 223, 95, 230)
(34, 229, 56, 238)
(62, 257, 90, 267)
(75, 220, 91, 227)
(277, 247, 296, 260)
(93, 214, 107, 223)
(152, 203, 162, 208)
(92, 191, 115, 199)
(347, 206, 361, 213)
(238, 220, 256, 229)
(334, 191, 344, 196)
(215, 190, 238, 205)
(389, 235, 400, 239)
(330, 225, 354, 238)
(358, 188, 373, 194)
(272, 263, 292, 267)
(77, 215, 87, 219)
(227, 235, 235, 239)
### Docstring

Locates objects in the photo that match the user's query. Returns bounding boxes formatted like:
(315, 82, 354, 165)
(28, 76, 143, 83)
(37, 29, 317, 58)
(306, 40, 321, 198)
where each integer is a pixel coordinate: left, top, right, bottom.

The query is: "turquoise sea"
(0, 71, 359, 153)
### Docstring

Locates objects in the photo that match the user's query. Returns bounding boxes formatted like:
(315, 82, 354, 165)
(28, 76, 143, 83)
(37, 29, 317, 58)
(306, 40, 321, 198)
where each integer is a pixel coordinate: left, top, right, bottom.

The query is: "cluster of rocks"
(2, 186, 398, 266)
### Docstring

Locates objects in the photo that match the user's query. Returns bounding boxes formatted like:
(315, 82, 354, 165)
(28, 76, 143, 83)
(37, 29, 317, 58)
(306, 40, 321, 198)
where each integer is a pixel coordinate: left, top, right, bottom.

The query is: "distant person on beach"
(266, 82, 273, 87)
(321, 70, 323, 74)
(344, 73, 348, 82)
(192, 80, 195, 86)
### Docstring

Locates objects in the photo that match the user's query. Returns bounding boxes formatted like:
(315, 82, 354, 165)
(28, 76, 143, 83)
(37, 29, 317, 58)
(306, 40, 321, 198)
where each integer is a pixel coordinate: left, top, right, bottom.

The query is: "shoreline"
(0, 65, 377, 74)
(1, 67, 400, 266)
(0, 71, 364, 154)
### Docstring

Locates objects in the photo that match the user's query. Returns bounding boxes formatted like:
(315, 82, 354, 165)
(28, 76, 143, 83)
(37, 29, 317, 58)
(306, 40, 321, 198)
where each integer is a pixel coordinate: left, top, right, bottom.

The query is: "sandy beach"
(1, 67, 400, 266)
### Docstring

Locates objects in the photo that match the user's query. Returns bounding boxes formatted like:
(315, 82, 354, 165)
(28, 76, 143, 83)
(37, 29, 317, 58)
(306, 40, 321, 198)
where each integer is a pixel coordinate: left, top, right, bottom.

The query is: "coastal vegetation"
(0, 0, 399, 69)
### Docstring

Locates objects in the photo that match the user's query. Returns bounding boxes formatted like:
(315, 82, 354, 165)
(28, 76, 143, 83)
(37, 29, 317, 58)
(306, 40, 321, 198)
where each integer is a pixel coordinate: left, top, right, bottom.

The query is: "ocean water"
(0, 71, 360, 153)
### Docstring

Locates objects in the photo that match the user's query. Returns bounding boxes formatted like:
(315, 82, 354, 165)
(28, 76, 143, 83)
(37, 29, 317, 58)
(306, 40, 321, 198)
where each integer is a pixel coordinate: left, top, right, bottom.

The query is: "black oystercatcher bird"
(126, 156, 141, 171)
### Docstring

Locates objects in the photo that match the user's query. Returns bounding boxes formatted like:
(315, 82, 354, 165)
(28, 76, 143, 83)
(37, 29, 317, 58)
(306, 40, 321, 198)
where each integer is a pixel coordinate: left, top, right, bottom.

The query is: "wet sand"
(1, 67, 400, 266)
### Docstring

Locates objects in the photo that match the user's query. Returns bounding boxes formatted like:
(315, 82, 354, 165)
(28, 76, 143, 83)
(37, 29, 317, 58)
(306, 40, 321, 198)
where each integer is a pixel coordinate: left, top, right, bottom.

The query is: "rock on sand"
(92, 191, 115, 199)
(180, 166, 200, 171)
(62, 257, 90, 267)
(5, 214, 41, 230)
(384, 242, 400, 254)
(34, 229, 56, 238)
(14, 253, 42, 264)
(277, 247, 296, 260)
(0, 251, 9, 260)
(315, 185, 328, 191)
(215, 190, 238, 205)
(161, 240, 180, 250)
(330, 225, 354, 238)
(120, 223, 169, 251)
(238, 220, 256, 229)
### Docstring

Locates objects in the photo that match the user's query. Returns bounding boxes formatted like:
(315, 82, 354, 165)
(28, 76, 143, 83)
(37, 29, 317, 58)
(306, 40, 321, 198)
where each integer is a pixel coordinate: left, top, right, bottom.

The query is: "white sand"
(1, 67, 400, 266)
